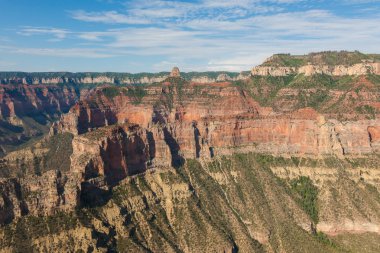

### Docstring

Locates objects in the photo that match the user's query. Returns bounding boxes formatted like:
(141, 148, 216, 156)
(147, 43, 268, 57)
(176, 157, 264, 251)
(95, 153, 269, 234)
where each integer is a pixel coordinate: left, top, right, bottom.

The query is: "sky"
(0, 0, 379, 73)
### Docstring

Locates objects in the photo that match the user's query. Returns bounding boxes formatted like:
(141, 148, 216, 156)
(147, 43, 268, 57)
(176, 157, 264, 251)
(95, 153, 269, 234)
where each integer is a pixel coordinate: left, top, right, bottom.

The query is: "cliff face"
(252, 51, 380, 76)
(0, 84, 80, 156)
(0, 72, 249, 85)
(55, 78, 380, 161)
(0, 84, 78, 118)
(252, 62, 380, 76)
(1, 60, 380, 252)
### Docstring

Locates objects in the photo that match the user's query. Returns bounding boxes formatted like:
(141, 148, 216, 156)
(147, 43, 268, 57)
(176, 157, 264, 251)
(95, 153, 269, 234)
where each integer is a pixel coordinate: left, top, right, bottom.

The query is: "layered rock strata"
(0, 72, 249, 85)
(252, 62, 380, 76)
(1, 65, 380, 251)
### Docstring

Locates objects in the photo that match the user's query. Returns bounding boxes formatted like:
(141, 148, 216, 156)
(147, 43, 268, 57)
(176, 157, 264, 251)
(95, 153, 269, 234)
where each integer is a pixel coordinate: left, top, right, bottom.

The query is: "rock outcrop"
(0, 84, 81, 156)
(55, 78, 380, 161)
(170, 67, 181, 77)
(1, 57, 380, 252)
(0, 71, 249, 85)
(252, 62, 380, 76)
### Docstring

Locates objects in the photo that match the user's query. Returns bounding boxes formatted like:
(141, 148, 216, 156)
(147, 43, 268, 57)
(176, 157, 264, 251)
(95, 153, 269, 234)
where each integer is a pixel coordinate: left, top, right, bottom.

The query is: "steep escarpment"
(0, 84, 81, 156)
(0, 59, 380, 252)
(252, 51, 380, 76)
(0, 71, 249, 85)
(2, 153, 380, 252)
(55, 74, 380, 159)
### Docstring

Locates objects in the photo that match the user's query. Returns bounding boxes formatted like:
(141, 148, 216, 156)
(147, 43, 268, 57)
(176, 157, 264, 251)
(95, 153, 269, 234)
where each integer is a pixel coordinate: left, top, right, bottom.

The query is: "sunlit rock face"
(1, 54, 380, 252)
(170, 67, 181, 77)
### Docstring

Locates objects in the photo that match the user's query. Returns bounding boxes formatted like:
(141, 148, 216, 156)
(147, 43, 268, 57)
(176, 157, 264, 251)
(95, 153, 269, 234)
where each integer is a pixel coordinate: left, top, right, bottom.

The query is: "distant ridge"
(261, 51, 380, 67)
(0, 70, 250, 85)
(252, 51, 380, 76)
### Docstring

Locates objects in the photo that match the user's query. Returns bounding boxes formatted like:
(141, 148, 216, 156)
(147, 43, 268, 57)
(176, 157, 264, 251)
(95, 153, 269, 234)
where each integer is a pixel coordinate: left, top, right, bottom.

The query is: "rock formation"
(1, 52, 380, 252)
(170, 67, 181, 77)
(252, 51, 380, 76)
(252, 62, 380, 76)
(0, 71, 248, 85)
(0, 84, 81, 156)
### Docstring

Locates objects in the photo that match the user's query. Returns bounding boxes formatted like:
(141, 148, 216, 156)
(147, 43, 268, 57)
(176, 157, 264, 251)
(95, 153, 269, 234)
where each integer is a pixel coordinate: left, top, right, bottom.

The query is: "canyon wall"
(55, 79, 380, 163)
(0, 84, 81, 156)
(0, 72, 249, 85)
(1, 62, 380, 251)
(252, 62, 380, 76)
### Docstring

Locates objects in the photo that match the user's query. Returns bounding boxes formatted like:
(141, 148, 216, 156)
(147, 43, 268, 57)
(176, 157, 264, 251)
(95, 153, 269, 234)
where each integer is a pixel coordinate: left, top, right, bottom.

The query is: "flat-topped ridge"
(252, 51, 380, 76)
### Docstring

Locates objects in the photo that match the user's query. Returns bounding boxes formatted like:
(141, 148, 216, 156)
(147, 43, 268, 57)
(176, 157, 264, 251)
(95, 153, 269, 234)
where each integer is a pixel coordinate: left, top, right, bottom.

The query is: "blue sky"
(0, 0, 379, 72)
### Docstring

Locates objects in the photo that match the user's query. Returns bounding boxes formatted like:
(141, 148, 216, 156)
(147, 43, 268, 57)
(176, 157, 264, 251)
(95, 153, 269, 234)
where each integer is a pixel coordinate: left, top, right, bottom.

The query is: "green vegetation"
(262, 51, 380, 67)
(0, 71, 243, 85)
(182, 71, 241, 80)
(126, 86, 147, 104)
(355, 105, 376, 119)
(102, 86, 122, 99)
(290, 176, 319, 223)
(42, 133, 74, 172)
(233, 75, 295, 106)
(297, 89, 330, 109)
(4, 152, 380, 251)
(289, 74, 336, 89)
(0, 132, 74, 178)
(234, 71, 380, 115)
(366, 74, 380, 85)
(153, 77, 188, 110)
(315, 231, 337, 248)
(261, 53, 306, 67)
(101, 85, 147, 103)
(1, 212, 78, 251)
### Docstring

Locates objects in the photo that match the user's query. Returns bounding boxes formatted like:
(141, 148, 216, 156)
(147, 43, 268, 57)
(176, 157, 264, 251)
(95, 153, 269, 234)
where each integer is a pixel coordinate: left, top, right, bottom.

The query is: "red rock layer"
(56, 78, 380, 174)
(0, 84, 79, 119)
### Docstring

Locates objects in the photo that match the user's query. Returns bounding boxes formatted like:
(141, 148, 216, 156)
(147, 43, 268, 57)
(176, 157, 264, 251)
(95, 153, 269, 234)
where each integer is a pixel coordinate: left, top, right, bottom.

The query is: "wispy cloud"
(3, 0, 380, 72)
(0, 45, 113, 58)
(70, 10, 151, 24)
(18, 27, 70, 40)
(70, 0, 288, 26)
(0, 60, 17, 69)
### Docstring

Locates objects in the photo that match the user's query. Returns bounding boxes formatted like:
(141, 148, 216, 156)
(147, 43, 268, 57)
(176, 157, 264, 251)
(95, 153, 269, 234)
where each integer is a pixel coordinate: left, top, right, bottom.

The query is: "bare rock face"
(252, 62, 380, 76)
(170, 67, 181, 77)
(0, 84, 78, 119)
(0, 84, 81, 155)
(251, 66, 296, 76)
(54, 78, 380, 163)
(2, 65, 380, 251)
(0, 170, 81, 224)
(70, 124, 166, 184)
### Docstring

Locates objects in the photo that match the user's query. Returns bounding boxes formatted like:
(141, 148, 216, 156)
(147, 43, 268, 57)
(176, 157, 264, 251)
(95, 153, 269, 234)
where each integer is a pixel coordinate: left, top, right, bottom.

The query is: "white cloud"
(0, 46, 113, 58)
(69, 0, 288, 26)
(70, 10, 151, 24)
(13, 7, 380, 71)
(207, 54, 270, 71)
(18, 27, 70, 40)
(4, 0, 380, 72)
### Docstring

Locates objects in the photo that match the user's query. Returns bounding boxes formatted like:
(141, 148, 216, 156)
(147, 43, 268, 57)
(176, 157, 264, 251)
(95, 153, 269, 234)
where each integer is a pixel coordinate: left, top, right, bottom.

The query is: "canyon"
(0, 71, 249, 86)
(0, 51, 380, 252)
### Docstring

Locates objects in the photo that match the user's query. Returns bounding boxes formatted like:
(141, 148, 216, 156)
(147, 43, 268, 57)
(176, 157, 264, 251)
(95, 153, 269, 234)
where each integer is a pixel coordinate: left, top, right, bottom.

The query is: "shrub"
(102, 87, 121, 99)
(126, 86, 147, 104)
(290, 176, 319, 223)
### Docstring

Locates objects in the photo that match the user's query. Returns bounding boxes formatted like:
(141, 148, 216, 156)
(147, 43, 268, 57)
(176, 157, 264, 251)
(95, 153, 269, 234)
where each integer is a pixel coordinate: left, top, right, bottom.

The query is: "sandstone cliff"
(0, 84, 81, 156)
(1, 60, 380, 252)
(252, 51, 380, 76)
(252, 62, 380, 76)
(0, 71, 248, 86)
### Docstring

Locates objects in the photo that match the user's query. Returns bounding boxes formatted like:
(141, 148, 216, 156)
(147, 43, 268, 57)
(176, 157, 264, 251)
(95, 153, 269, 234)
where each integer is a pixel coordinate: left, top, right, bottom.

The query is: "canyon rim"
(1, 0, 380, 252)
(1, 51, 380, 252)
